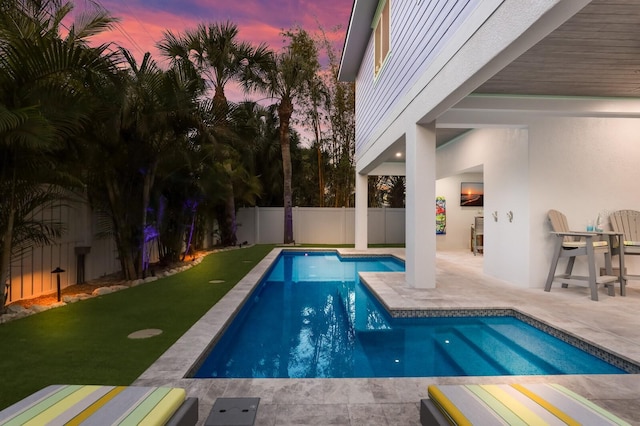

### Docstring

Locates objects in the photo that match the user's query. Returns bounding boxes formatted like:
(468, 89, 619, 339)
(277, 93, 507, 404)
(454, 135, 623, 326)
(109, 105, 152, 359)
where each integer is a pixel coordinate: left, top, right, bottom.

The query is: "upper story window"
(373, 0, 390, 77)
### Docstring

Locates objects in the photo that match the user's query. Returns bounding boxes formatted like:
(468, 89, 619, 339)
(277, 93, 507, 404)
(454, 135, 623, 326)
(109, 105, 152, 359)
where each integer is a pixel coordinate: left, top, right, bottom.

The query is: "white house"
(339, 0, 640, 289)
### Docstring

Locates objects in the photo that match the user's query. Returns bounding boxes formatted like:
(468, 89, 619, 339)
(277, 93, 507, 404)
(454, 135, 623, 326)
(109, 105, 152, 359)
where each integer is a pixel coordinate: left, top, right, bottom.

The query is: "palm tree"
(158, 21, 271, 246)
(244, 27, 320, 243)
(0, 0, 118, 310)
(82, 51, 204, 279)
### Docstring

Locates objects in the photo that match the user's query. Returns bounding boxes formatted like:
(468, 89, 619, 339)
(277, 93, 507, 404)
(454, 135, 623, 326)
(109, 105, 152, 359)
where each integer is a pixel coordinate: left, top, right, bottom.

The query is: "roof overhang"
(338, 0, 378, 82)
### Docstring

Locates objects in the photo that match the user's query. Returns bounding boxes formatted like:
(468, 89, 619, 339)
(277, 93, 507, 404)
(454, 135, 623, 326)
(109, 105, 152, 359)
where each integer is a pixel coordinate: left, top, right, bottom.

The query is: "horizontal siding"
(356, 0, 481, 156)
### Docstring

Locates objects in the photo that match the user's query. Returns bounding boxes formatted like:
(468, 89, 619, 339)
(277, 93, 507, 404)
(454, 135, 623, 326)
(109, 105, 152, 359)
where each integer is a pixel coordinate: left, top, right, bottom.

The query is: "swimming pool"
(192, 251, 627, 378)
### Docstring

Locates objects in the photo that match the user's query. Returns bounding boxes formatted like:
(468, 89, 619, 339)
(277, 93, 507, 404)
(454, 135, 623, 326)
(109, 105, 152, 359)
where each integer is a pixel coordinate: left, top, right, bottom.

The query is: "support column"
(405, 122, 436, 288)
(355, 172, 368, 250)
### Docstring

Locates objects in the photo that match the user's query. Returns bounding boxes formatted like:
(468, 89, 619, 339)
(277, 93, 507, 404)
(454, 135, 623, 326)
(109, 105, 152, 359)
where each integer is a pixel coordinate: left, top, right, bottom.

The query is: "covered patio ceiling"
(435, 0, 640, 148)
(474, 0, 640, 98)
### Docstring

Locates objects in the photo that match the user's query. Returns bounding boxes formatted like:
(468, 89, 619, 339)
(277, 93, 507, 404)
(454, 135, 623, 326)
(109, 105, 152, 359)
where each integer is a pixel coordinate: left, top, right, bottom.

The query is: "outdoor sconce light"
(51, 267, 65, 302)
(507, 211, 514, 223)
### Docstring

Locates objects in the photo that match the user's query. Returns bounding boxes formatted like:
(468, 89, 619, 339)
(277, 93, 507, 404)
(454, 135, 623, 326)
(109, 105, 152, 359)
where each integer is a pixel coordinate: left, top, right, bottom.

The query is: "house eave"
(338, 0, 378, 82)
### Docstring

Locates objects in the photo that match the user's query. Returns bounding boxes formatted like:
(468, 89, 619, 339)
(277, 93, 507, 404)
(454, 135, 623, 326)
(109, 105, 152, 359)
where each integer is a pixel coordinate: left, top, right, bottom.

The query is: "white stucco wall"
(436, 117, 640, 289)
(529, 116, 640, 287)
(436, 128, 530, 286)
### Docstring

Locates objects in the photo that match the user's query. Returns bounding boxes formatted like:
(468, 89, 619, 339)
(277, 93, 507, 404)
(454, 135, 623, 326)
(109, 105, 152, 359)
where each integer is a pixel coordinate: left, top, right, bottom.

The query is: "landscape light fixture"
(51, 267, 65, 302)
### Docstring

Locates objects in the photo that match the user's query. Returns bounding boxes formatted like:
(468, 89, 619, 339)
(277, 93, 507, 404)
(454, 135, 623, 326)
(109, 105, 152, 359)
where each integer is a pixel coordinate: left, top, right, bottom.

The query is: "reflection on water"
(195, 252, 400, 378)
(193, 252, 626, 378)
(207, 279, 392, 378)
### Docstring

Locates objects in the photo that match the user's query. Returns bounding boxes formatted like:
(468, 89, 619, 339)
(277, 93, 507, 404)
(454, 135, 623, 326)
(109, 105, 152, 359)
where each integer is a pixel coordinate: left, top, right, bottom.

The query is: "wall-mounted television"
(460, 182, 483, 207)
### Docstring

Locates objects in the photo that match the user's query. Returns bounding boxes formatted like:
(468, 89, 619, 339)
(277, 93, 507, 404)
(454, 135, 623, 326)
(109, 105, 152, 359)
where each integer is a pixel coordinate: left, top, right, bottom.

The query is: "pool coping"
(136, 247, 640, 383)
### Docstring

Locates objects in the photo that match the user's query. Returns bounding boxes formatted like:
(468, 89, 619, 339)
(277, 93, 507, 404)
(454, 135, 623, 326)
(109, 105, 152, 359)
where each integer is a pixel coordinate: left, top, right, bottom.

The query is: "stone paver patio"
(134, 248, 640, 425)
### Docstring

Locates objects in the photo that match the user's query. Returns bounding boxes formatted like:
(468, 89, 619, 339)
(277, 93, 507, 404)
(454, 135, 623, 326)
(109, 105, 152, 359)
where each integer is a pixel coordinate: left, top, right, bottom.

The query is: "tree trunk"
(213, 84, 229, 128)
(311, 106, 324, 207)
(225, 188, 238, 246)
(278, 97, 294, 244)
(182, 204, 197, 261)
(105, 177, 138, 280)
(317, 145, 324, 207)
(212, 85, 238, 246)
(140, 161, 157, 277)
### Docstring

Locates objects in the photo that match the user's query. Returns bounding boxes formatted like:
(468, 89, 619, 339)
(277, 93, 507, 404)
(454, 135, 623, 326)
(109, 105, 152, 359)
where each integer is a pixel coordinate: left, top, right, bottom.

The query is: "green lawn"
(0, 245, 275, 410)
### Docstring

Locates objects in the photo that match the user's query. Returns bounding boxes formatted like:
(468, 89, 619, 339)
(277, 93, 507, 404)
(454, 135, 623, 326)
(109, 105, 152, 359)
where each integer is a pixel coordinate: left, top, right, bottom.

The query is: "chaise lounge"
(0, 384, 198, 425)
(420, 383, 630, 425)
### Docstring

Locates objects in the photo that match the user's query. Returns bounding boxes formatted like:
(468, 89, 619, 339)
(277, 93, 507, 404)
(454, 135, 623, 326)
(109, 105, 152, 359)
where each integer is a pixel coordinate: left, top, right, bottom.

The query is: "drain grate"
(205, 397, 260, 426)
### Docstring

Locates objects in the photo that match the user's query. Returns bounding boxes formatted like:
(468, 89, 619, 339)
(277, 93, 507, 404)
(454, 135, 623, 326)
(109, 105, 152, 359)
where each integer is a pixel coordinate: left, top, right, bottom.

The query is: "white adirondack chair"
(609, 210, 640, 285)
(545, 209, 617, 301)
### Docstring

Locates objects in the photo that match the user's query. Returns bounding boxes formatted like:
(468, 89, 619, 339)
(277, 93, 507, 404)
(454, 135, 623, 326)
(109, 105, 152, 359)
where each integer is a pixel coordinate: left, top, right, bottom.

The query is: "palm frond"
(0, 104, 57, 150)
(66, 9, 118, 44)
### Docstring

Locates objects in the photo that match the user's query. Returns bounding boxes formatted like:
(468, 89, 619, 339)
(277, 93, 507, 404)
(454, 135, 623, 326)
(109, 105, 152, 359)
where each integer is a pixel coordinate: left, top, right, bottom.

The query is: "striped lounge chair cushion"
(427, 383, 630, 426)
(0, 385, 186, 426)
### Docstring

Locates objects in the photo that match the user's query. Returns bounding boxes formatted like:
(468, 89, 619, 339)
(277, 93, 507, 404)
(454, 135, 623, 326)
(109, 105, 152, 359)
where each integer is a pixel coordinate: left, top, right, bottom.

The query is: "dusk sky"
(79, 0, 352, 68)
(72, 0, 353, 142)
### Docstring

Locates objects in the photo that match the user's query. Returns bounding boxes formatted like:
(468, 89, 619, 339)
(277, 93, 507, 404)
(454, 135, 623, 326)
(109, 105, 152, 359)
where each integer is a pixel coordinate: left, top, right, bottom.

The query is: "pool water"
(193, 251, 625, 378)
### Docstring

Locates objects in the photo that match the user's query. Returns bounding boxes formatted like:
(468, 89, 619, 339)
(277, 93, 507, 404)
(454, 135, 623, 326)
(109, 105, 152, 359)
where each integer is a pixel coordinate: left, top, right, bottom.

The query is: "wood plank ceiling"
(474, 0, 640, 98)
(434, 0, 640, 147)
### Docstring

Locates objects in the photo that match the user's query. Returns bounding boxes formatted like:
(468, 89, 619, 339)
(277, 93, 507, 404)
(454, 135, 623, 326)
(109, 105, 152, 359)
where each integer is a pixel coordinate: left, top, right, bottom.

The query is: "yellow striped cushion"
(427, 384, 631, 426)
(0, 385, 186, 426)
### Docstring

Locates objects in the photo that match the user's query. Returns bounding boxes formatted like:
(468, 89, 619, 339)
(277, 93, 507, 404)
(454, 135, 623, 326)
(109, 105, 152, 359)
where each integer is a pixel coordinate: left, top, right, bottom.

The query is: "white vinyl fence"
(6, 198, 122, 305)
(6, 205, 404, 304)
(235, 207, 406, 245)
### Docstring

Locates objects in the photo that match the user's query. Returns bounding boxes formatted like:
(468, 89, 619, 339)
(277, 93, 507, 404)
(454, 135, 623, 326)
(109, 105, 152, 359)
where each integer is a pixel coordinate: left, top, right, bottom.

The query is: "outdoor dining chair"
(609, 209, 640, 286)
(544, 209, 619, 301)
(472, 216, 484, 256)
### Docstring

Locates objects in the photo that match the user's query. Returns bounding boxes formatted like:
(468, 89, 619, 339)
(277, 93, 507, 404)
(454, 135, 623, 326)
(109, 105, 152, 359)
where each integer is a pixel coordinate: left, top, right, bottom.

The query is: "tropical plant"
(0, 0, 118, 310)
(244, 27, 320, 243)
(83, 49, 204, 279)
(158, 21, 271, 246)
(317, 27, 356, 207)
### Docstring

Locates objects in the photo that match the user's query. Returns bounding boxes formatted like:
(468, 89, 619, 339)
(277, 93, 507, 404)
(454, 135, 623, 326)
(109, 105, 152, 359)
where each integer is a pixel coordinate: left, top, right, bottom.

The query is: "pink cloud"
(75, 0, 351, 105)
(85, 0, 350, 57)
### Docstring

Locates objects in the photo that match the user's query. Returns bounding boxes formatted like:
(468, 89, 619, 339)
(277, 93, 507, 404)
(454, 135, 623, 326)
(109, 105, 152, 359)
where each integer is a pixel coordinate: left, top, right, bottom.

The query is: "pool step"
(482, 323, 589, 374)
(434, 319, 576, 376)
(433, 328, 510, 376)
(453, 326, 559, 375)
